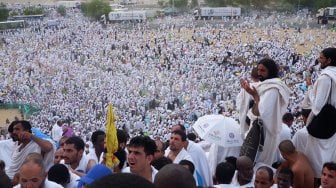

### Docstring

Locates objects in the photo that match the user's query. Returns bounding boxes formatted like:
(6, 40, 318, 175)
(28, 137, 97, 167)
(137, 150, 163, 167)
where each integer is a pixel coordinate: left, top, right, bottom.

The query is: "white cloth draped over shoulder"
(251, 78, 291, 165)
(187, 141, 213, 187)
(6, 141, 42, 179)
(0, 139, 15, 171)
(291, 127, 308, 153)
(165, 147, 193, 164)
(236, 81, 260, 139)
(304, 66, 336, 178)
(208, 143, 240, 176)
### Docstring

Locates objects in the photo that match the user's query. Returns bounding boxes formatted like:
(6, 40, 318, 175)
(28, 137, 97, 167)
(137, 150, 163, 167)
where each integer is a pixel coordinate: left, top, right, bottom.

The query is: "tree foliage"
(0, 3, 9, 21)
(190, 0, 199, 9)
(57, 5, 66, 16)
(170, 0, 188, 9)
(23, 7, 44, 15)
(81, 0, 111, 20)
(203, 0, 336, 10)
(204, 0, 236, 7)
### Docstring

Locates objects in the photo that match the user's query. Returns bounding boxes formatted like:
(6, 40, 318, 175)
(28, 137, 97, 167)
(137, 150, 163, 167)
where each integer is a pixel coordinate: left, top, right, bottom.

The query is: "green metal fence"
(0, 103, 41, 118)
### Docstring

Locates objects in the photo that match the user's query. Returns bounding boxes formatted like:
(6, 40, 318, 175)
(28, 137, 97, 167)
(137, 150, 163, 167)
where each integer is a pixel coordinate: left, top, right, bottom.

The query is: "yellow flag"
(106, 103, 119, 168)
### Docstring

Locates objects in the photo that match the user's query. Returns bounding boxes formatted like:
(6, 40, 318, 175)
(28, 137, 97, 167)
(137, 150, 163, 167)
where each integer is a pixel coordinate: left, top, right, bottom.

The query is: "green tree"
(23, 7, 44, 15)
(252, 0, 272, 10)
(170, 0, 188, 9)
(57, 5, 66, 16)
(158, 0, 166, 7)
(313, 0, 336, 9)
(282, 0, 336, 9)
(0, 3, 9, 21)
(205, 0, 248, 6)
(190, 0, 199, 9)
(204, 0, 223, 7)
(81, 0, 111, 20)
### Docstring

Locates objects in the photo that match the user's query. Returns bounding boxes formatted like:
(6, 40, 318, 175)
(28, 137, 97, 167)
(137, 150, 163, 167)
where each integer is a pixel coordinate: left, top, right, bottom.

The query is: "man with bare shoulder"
(278, 140, 314, 188)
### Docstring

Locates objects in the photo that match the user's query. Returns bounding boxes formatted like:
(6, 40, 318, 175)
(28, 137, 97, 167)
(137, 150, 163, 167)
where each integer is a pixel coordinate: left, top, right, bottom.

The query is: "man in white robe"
(208, 143, 240, 177)
(304, 48, 336, 178)
(165, 130, 193, 164)
(165, 130, 204, 185)
(6, 120, 54, 179)
(241, 58, 291, 165)
(51, 120, 63, 143)
(171, 124, 213, 187)
(291, 108, 311, 153)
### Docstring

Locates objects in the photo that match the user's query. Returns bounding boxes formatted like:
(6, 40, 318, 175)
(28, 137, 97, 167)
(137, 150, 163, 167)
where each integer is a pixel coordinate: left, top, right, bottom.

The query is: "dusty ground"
(0, 109, 22, 129)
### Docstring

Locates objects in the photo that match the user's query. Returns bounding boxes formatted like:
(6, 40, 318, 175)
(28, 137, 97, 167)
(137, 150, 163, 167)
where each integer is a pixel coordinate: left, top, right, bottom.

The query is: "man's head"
(236, 156, 254, 184)
(300, 108, 311, 125)
(179, 160, 195, 175)
(151, 157, 172, 170)
(186, 133, 197, 142)
(257, 58, 279, 81)
(154, 164, 196, 188)
(321, 162, 336, 188)
(251, 66, 260, 82)
(57, 120, 62, 127)
(171, 124, 186, 133)
(62, 136, 85, 166)
(276, 168, 293, 188)
(91, 130, 105, 149)
(11, 120, 32, 142)
(215, 162, 235, 184)
(54, 147, 64, 164)
(48, 164, 70, 186)
(254, 166, 274, 188)
(117, 129, 129, 150)
(127, 136, 156, 175)
(282, 113, 294, 127)
(8, 120, 19, 140)
(154, 140, 165, 160)
(169, 130, 187, 152)
(278, 140, 296, 160)
(19, 153, 46, 188)
(319, 48, 336, 69)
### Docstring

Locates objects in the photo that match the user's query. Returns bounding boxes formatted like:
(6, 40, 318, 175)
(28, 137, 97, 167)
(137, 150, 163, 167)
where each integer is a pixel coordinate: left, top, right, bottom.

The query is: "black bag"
(307, 79, 336, 139)
(239, 118, 265, 162)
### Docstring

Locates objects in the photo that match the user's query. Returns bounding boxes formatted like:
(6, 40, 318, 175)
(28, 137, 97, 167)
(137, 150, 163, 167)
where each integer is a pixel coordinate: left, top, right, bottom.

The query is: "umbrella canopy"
(193, 115, 243, 147)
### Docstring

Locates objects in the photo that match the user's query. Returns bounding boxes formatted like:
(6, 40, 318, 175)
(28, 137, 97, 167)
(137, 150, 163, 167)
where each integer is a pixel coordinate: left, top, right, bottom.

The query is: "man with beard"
(62, 136, 96, 177)
(165, 130, 193, 164)
(170, 124, 212, 187)
(304, 47, 336, 185)
(6, 120, 54, 180)
(122, 136, 158, 182)
(240, 58, 291, 165)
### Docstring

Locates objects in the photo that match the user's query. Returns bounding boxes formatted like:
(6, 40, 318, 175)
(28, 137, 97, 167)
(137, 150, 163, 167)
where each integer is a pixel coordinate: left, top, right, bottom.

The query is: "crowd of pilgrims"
(0, 7, 336, 188)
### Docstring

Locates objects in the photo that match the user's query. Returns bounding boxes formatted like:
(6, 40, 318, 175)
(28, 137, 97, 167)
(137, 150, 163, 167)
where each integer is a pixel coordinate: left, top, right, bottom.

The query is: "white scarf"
(321, 66, 336, 83)
(257, 78, 292, 107)
(7, 141, 41, 179)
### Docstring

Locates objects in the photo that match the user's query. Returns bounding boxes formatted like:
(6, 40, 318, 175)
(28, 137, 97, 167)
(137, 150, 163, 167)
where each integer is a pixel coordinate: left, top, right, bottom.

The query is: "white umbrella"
(193, 114, 243, 147)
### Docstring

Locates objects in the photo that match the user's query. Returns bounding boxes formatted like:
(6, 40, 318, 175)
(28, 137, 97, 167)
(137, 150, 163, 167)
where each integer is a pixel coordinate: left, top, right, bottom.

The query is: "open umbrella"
(193, 114, 243, 147)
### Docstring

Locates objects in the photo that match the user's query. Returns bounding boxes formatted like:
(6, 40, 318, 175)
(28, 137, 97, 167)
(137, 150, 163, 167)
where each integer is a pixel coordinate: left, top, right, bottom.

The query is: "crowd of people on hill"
(0, 6, 336, 188)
